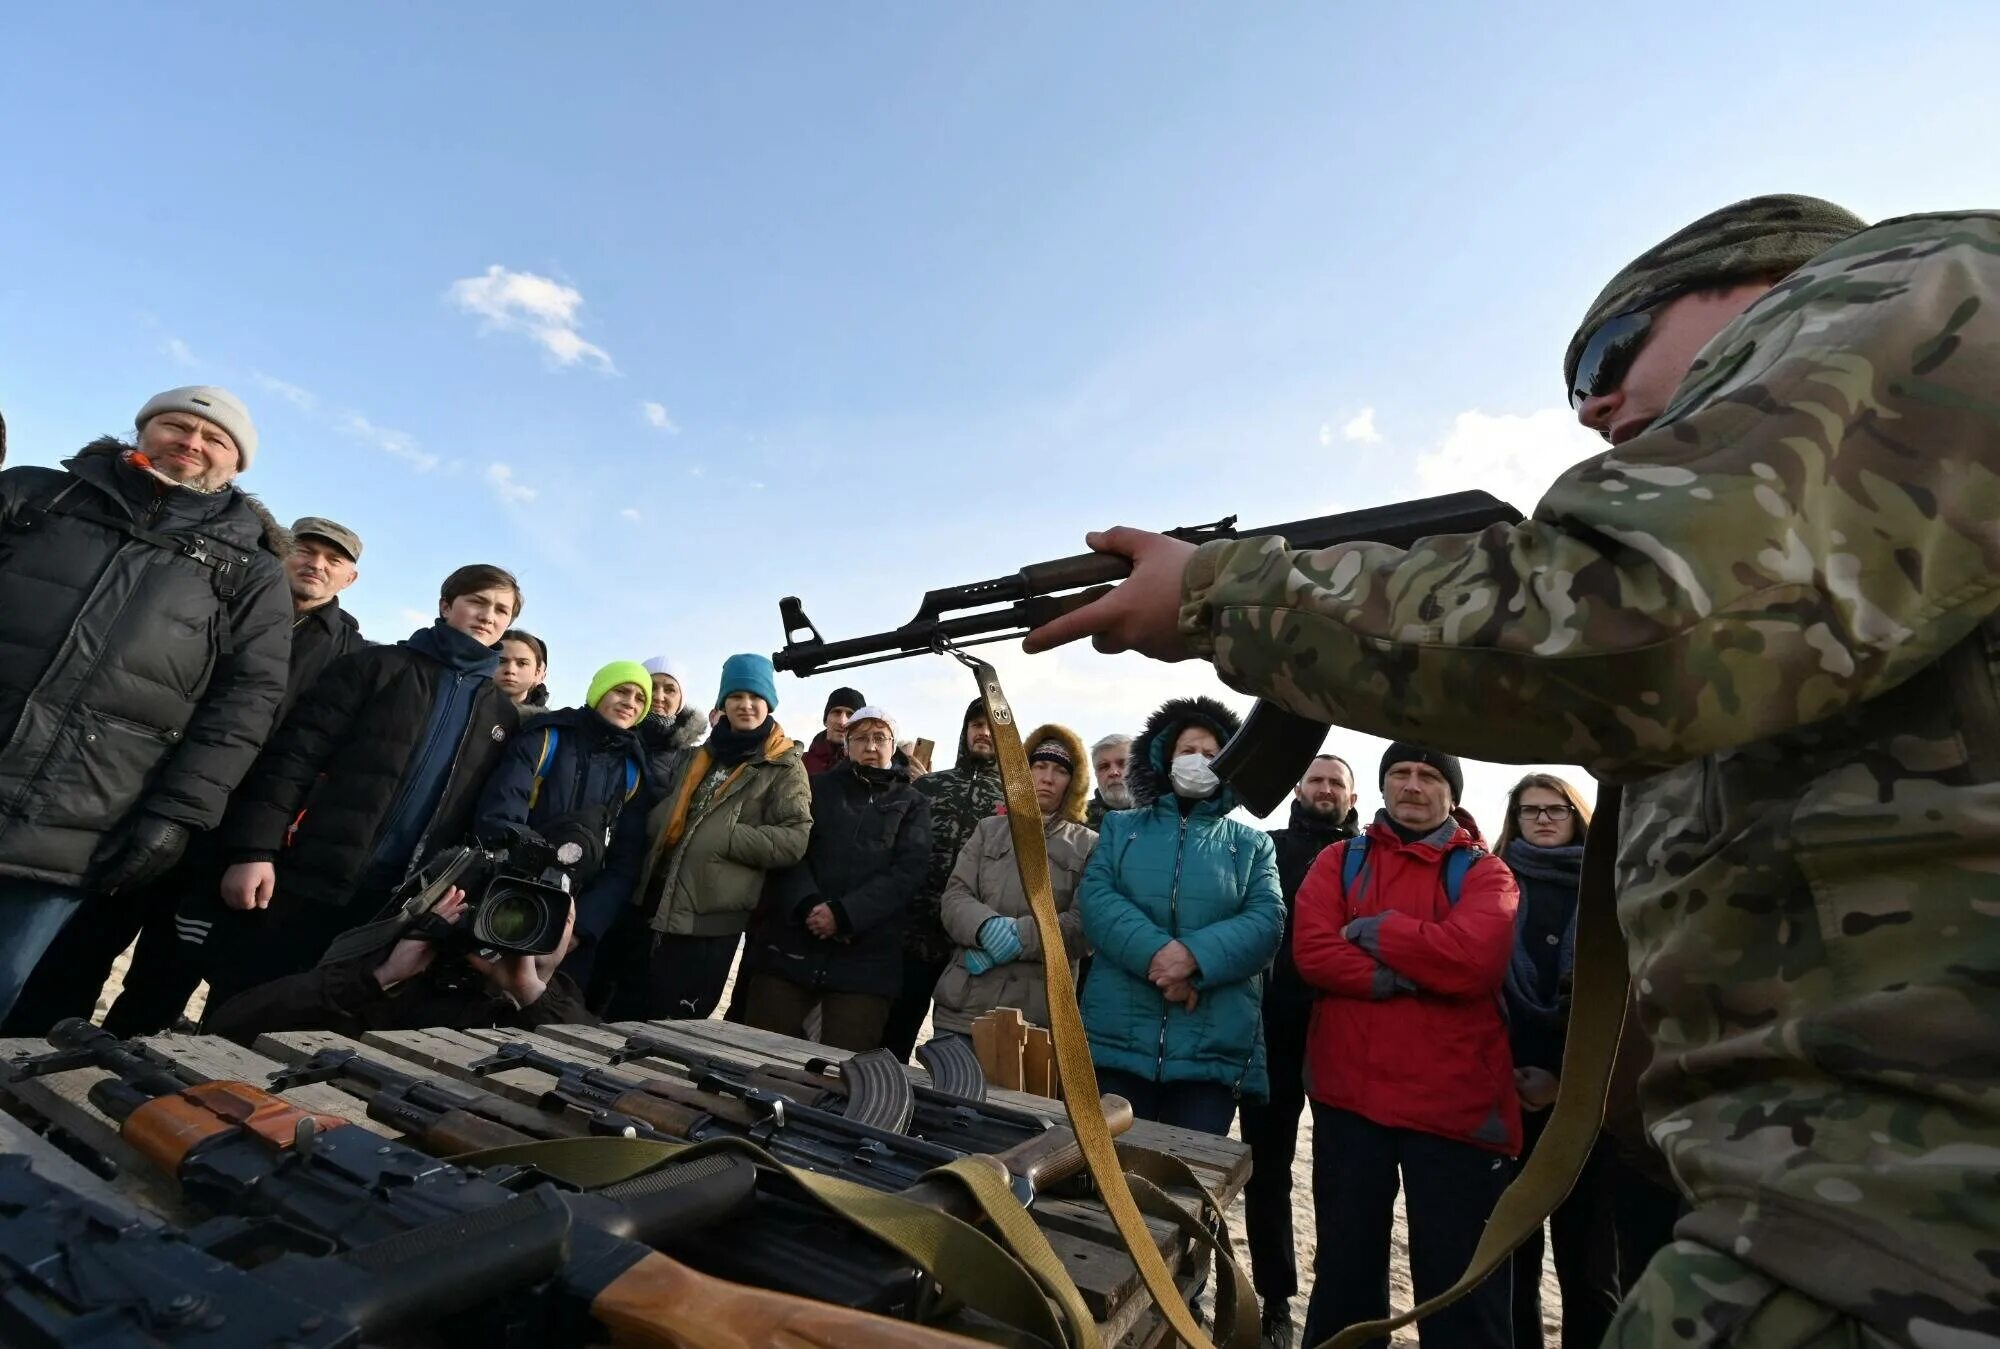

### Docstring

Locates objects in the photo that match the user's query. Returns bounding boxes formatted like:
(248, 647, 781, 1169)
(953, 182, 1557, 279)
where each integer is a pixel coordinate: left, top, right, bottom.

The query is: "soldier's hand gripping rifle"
(19, 1020, 980, 1348)
(468, 1040, 1133, 1211)
(773, 490, 1523, 813)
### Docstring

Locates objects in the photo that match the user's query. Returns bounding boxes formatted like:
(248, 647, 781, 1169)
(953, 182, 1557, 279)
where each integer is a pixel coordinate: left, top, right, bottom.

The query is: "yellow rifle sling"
(966, 656, 1257, 1349)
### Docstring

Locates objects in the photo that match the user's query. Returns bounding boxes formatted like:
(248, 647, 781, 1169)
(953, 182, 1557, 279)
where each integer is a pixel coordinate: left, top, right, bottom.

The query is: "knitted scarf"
(1502, 836, 1585, 1024)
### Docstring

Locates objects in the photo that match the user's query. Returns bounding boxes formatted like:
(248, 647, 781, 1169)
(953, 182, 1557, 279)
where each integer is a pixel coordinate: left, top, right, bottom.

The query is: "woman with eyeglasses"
(1495, 773, 1618, 1348)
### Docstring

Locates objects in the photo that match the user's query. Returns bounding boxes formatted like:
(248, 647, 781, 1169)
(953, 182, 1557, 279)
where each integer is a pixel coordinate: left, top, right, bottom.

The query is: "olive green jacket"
(639, 724, 812, 938)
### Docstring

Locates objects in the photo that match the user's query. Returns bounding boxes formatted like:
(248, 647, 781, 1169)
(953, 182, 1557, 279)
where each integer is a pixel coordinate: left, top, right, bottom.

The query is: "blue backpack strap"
(1339, 834, 1369, 898)
(622, 755, 642, 801)
(1441, 844, 1483, 907)
(528, 727, 558, 809)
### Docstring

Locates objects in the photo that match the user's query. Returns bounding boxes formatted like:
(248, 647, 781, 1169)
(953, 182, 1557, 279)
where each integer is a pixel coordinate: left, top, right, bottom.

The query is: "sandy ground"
(94, 947, 1563, 1346)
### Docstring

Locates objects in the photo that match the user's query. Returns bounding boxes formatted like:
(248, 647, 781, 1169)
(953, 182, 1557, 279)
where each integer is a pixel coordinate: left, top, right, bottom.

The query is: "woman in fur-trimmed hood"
(1075, 694, 1282, 1134)
(931, 723, 1096, 1035)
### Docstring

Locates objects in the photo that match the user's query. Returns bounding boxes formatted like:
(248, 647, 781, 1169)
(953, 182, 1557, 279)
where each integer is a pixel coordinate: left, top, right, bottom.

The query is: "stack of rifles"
(0, 1019, 1137, 1347)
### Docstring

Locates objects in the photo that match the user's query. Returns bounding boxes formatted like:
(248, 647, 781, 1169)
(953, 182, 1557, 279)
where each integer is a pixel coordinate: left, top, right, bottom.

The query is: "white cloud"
(641, 401, 679, 433)
(486, 462, 537, 504)
(339, 413, 440, 472)
(252, 371, 316, 411)
(619, 507, 642, 521)
(161, 337, 199, 367)
(1341, 407, 1383, 443)
(1318, 423, 1334, 447)
(447, 265, 615, 371)
(1414, 407, 1605, 514)
(688, 465, 705, 478)
(397, 607, 432, 629)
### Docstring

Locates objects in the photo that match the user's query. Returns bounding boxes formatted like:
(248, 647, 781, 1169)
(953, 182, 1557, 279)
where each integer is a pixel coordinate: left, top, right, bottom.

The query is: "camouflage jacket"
(1179, 212, 2000, 1341)
(906, 758, 1005, 963)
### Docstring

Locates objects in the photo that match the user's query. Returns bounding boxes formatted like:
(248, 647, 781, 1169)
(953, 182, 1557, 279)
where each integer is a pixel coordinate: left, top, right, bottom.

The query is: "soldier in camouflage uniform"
(1029, 196, 2000, 1346)
(881, 697, 1004, 1060)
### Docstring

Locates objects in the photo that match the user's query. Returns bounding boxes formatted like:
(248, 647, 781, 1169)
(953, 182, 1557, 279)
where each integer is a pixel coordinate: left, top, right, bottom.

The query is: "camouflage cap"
(1564, 194, 1867, 392)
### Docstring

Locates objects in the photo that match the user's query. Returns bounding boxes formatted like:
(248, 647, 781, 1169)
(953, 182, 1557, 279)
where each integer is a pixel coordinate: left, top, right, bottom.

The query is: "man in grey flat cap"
(0, 385, 292, 1021)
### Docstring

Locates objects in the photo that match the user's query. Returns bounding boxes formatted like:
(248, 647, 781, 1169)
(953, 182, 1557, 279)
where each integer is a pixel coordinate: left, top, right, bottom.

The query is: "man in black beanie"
(802, 685, 866, 776)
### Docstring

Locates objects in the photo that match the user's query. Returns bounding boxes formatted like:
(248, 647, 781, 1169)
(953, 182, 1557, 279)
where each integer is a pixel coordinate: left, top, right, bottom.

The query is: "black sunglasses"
(1569, 309, 1654, 410)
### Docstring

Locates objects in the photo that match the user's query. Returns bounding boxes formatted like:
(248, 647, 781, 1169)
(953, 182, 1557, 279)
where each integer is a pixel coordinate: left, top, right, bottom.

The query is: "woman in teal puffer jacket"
(1077, 695, 1283, 1135)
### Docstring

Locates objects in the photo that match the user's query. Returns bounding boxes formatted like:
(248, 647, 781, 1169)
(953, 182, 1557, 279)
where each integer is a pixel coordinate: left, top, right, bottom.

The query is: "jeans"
(1238, 994, 1311, 1303)
(0, 879, 89, 1023)
(1094, 1066, 1239, 1136)
(741, 972, 892, 1052)
(880, 952, 949, 1062)
(1302, 1103, 1514, 1349)
(1509, 1108, 1621, 1349)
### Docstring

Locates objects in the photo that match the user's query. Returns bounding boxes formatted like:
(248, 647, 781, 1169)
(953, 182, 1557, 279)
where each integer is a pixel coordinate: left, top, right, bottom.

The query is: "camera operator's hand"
(1021, 528, 1197, 661)
(469, 900, 576, 1009)
(220, 861, 278, 911)
(374, 888, 465, 991)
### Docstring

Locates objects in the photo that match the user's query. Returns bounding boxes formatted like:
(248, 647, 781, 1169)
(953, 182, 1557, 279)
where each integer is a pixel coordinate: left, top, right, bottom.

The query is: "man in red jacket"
(1293, 743, 1520, 1349)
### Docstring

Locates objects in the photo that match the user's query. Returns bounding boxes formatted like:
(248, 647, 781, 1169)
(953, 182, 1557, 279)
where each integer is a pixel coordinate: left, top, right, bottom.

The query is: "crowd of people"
(7, 190, 1990, 1349)
(0, 389, 1675, 1348)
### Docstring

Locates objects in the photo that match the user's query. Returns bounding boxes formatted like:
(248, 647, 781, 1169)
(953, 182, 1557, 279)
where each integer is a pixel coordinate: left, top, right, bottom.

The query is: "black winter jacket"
(754, 760, 931, 997)
(205, 952, 591, 1046)
(636, 707, 705, 804)
(473, 705, 650, 941)
(282, 598, 365, 722)
(220, 634, 518, 909)
(0, 444, 292, 886)
(1265, 799, 1360, 1008)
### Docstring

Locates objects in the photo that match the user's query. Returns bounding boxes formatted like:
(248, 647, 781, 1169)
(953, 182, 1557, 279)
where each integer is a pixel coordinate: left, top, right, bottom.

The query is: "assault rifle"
(772, 490, 1523, 813)
(0, 1150, 569, 1347)
(18, 1020, 978, 1348)
(265, 1045, 946, 1321)
(268, 1044, 630, 1150)
(609, 1035, 1059, 1157)
(467, 1040, 1131, 1211)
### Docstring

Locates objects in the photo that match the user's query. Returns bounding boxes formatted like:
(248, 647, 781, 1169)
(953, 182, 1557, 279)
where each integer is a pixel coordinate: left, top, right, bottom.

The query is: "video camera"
(392, 824, 581, 958)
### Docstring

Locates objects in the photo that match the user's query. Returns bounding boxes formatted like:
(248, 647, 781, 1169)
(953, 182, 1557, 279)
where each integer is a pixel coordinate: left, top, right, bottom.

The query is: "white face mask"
(1169, 752, 1220, 800)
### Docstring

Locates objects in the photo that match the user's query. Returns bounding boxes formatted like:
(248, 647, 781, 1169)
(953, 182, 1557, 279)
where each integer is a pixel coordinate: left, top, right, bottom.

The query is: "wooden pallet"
(0, 1020, 1250, 1348)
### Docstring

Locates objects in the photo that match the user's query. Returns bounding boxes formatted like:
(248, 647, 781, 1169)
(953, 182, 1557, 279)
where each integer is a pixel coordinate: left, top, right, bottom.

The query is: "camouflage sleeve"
(1180, 214, 2000, 778)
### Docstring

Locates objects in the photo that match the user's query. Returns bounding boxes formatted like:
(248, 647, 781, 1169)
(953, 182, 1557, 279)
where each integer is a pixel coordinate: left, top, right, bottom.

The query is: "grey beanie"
(136, 386, 258, 468)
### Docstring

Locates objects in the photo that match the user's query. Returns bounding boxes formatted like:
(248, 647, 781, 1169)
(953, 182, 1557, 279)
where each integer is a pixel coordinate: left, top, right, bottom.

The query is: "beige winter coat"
(930, 723, 1097, 1034)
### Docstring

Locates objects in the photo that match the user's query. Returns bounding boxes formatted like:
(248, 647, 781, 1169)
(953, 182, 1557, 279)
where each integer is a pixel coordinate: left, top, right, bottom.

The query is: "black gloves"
(97, 815, 190, 894)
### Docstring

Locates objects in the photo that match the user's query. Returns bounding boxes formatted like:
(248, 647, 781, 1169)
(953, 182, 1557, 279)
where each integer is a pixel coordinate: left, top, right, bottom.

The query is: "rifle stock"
(593, 1249, 979, 1348)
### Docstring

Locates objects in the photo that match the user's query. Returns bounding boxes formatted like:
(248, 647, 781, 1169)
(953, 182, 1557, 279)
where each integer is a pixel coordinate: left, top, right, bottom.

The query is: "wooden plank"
(359, 1026, 557, 1105)
(139, 1033, 381, 1131)
(1021, 1026, 1053, 1098)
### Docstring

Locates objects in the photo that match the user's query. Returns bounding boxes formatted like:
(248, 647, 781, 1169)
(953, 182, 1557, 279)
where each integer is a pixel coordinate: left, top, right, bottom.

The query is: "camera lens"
(483, 893, 542, 945)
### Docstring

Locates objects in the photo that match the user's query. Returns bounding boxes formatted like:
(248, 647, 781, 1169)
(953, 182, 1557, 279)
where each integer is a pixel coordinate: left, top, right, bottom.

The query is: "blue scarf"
(1502, 836, 1584, 1024)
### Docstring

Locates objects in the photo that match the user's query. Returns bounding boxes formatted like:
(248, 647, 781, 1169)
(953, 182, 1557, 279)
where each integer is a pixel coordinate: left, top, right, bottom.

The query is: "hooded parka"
(932, 723, 1097, 1034)
(0, 441, 291, 886)
(1076, 697, 1284, 1099)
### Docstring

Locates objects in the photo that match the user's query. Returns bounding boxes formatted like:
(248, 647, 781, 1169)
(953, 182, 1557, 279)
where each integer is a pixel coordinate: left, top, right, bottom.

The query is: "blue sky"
(4, 3, 1997, 823)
